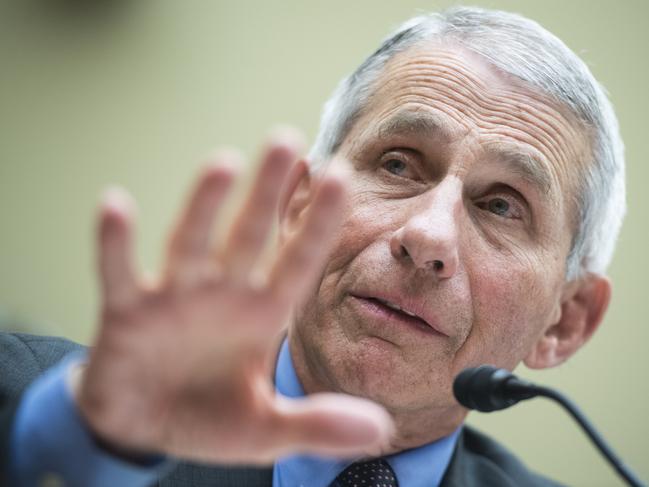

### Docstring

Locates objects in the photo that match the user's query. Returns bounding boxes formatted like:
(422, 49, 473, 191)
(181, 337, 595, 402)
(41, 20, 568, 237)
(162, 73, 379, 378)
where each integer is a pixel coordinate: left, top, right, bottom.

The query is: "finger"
(271, 393, 394, 458)
(267, 170, 346, 303)
(221, 128, 305, 279)
(165, 157, 238, 285)
(97, 187, 139, 311)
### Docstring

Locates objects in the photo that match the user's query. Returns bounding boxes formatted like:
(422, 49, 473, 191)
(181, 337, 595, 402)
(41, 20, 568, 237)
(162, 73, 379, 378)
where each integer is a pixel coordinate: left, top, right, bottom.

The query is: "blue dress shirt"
(10, 353, 172, 487)
(11, 341, 460, 486)
(272, 339, 460, 487)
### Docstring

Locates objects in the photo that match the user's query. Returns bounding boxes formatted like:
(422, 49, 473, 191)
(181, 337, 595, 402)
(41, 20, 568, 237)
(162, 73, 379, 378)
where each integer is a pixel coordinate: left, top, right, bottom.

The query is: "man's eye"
(487, 198, 510, 216)
(377, 149, 422, 181)
(476, 196, 521, 219)
(384, 158, 408, 176)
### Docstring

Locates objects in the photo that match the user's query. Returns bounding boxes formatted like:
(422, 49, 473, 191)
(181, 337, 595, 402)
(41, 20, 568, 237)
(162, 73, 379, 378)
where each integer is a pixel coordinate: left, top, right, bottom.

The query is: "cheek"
(462, 240, 561, 368)
(323, 185, 400, 274)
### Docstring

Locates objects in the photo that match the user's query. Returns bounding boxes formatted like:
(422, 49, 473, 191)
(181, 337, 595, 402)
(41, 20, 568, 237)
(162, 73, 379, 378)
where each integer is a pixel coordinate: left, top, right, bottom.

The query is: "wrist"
(69, 363, 165, 466)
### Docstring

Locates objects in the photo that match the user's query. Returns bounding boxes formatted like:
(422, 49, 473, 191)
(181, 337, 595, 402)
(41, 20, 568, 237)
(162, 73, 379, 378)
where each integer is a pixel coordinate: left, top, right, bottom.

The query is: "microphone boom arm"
(529, 384, 645, 487)
(454, 366, 646, 487)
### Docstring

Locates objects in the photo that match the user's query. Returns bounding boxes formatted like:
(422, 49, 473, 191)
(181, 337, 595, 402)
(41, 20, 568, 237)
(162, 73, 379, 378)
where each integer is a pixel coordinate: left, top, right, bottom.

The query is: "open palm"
(76, 132, 393, 464)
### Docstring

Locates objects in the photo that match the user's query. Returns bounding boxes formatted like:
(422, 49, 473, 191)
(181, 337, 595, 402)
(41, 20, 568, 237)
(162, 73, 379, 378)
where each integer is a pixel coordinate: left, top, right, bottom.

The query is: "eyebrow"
(377, 110, 456, 142)
(483, 145, 553, 195)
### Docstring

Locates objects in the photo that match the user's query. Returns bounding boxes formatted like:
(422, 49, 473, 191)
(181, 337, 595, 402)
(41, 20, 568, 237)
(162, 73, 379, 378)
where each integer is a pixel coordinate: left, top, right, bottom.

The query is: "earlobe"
(524, 274, 611, 369)
(278, 158, 313, 243)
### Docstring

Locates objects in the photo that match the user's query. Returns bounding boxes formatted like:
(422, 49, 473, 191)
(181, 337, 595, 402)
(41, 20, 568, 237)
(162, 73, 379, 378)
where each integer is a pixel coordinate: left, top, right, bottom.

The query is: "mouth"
(349, 294, 446, 337)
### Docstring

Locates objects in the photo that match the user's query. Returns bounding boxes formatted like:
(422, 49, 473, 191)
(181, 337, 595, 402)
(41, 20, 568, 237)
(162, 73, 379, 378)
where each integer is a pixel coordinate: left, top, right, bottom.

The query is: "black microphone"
(452, 364, 536, 412)
(453, 365, 646, 487)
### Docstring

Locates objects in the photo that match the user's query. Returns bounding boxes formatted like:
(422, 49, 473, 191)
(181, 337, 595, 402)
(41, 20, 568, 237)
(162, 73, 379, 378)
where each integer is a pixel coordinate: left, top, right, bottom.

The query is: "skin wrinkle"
(365, 101, 562, 233)
(378, 110, 456, 143)
(404, 51, 576, 138)
(380, 50, 586, 172)
(398, 78, 575, 172)
(356, 58, 576, 248)
(412, 45, 583, 142)
(289, 43, 588, 452)
(373, 111, 554, 198)
(385, 87, 573, 178)
(380, 87, 578, 232)
(482, 146, 552, 195)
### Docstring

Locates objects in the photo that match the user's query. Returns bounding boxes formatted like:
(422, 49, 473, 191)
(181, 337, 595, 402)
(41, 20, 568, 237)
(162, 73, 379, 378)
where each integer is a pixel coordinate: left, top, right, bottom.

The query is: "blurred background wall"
(0, 0, 646, 484)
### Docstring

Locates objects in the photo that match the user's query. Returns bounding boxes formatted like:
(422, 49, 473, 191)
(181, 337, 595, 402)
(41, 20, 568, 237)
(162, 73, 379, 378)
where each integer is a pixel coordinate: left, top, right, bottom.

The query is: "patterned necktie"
(329, 458, 399, 487)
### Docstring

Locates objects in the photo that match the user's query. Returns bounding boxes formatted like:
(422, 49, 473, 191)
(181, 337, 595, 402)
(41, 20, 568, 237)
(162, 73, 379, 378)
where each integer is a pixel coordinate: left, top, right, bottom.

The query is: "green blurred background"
(0, 0, 646, 485)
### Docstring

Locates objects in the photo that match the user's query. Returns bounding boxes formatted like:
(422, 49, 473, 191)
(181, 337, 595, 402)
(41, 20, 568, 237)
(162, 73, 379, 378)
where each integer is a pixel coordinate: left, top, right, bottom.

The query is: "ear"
(524, 273, 611, 369)
(278, 158, 313, 244)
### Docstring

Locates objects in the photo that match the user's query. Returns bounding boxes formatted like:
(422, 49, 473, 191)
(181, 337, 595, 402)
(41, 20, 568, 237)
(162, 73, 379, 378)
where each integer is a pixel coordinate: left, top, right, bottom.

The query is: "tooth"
(379, 298, 420, 317)
(381, 299, 420, 318)
(378, 298, 397, 311)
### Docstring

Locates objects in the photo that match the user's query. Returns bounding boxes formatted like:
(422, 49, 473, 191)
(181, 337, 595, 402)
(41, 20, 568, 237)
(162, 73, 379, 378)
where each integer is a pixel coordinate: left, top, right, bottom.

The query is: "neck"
(381, 404, 466, 454)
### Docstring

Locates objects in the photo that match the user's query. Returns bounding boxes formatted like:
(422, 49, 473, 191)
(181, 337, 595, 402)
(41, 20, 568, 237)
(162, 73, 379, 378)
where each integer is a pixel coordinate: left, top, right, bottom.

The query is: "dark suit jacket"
(0, 332, 565, 486)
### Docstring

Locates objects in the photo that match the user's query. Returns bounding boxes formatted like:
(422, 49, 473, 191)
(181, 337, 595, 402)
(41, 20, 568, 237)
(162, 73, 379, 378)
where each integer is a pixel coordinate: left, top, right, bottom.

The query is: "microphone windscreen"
(453, 365, 518, 412)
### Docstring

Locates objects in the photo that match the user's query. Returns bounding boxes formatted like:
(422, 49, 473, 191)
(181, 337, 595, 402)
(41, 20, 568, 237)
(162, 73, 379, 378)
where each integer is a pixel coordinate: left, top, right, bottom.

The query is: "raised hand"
(74, 131, 393, 464)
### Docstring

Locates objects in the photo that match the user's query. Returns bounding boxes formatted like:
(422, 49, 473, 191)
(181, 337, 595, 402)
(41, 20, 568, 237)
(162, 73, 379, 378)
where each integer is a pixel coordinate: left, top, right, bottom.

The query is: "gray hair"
(308, 6, 625, 279)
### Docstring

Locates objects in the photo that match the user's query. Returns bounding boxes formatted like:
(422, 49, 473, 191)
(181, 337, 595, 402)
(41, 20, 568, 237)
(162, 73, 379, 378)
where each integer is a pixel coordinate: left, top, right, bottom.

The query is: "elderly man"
(1, 6, 624, 487)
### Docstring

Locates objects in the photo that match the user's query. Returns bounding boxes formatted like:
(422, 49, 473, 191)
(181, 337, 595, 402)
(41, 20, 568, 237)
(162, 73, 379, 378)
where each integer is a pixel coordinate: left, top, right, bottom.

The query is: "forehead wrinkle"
(425, 85, 576, 184)
(382, 61, 489, 113)
(371, 90, 570, 184)
(485, 90, 585, 163)
(369, 94, 478, 147)
(439, 81, 579, 170)
(401, 47, 586, 155)
(477, 113, 569, 176)
(379, 88, 569, 180)
(490, 73, 586, 142)
(382, 66, 571, 164)
(362, 47, 588, 205)
(379, 51, 585, 169)
(392, 54, 490, 94)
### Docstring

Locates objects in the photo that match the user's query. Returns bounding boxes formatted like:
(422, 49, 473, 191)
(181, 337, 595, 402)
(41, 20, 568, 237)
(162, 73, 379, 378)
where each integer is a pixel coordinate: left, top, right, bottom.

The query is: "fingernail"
(206, 147, 245, 169)
(101, 185, 136, 215)
(268, 125, 307, 153)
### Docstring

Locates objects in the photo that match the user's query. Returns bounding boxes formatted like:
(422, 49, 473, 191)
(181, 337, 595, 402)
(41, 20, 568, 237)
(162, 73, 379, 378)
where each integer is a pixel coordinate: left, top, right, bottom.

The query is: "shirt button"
(39, 472, 65, 487)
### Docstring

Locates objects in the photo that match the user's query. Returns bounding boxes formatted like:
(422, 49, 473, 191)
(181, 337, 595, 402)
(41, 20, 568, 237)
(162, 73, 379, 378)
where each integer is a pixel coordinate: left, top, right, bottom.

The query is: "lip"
(349, 292, 448, 337)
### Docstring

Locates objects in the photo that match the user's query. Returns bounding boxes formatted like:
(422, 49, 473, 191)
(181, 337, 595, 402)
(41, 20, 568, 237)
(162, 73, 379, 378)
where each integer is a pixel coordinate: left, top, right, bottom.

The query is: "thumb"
(272, 393, 395, 458)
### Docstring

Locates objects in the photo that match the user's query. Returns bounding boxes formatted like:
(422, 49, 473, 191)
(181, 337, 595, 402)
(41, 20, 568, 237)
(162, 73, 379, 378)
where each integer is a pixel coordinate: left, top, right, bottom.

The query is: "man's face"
(289, 44, 588, 427)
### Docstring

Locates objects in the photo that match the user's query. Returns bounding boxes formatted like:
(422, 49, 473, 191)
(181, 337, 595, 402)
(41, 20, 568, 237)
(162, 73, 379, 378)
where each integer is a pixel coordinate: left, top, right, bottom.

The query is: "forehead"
(349, 42, 589, 197)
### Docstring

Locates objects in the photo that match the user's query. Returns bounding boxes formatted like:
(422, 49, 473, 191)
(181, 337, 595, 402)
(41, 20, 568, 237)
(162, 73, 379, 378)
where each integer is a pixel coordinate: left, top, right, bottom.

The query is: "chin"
(325, 338, 452, 411)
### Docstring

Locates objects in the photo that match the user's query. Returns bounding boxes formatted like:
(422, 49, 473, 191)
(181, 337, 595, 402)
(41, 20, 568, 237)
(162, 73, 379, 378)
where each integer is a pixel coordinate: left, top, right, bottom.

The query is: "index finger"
(97, 187, 139, 312)
(267, 170, 346, 304)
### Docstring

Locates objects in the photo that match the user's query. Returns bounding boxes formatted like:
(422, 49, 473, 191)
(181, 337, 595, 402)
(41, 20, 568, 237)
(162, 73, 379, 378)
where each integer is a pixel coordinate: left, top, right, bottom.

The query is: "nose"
(390, 179, 460, 279)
